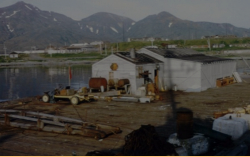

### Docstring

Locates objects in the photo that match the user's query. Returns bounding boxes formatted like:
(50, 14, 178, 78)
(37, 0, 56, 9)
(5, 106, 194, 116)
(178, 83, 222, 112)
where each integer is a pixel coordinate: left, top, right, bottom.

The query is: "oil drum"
(176, 110, 193, 139)
(117, 79, 130, 87)
(89, 78, 107, 90)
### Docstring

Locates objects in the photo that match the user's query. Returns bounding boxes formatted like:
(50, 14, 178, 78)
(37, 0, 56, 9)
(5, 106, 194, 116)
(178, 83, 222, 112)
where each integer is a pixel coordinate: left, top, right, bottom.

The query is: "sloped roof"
(146, 48, 232, 63)
(114, 52, 162, 65)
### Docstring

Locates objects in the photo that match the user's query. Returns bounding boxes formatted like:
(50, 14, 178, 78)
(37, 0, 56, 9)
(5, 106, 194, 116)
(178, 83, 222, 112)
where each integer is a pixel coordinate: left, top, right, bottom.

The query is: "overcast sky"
(1, 0, 250, 29)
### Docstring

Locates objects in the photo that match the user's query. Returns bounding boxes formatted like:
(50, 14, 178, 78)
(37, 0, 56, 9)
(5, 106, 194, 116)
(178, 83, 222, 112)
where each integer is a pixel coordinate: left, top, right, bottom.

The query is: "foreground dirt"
(1, 78, 250, 155)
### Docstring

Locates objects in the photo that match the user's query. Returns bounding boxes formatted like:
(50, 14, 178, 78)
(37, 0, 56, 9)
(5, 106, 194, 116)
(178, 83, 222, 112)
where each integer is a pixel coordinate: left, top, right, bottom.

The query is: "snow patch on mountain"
(7, 24, 14, 32)
(5, 10, 20, 18)
(110, 27, 118, 33)
(96, 29, 99, 34)
(53, 18, 57, 21)
(25, 5, 32, 10)
(40, 15, 48, 19)
(89, 27, 93, 32)
(169, 22, 173, 28)
(118, 23, 122, 28)
(131, 22, 135, 25)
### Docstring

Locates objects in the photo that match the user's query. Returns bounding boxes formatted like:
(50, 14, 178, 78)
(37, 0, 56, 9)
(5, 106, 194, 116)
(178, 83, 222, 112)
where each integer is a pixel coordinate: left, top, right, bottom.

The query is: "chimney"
(130, 48, 135, 58)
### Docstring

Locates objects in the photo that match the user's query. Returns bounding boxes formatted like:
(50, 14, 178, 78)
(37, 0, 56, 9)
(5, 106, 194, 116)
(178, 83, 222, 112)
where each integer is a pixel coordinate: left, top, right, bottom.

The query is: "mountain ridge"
(0, 1, 250, 52)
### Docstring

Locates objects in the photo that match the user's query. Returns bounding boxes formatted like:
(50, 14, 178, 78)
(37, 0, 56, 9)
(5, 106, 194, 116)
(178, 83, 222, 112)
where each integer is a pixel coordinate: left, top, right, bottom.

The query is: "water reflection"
(0, 65, 92, 100)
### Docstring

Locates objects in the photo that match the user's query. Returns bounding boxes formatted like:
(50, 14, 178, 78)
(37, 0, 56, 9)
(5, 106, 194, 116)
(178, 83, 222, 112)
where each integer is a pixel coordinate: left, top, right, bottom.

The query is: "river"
(0, 65, 92, 101)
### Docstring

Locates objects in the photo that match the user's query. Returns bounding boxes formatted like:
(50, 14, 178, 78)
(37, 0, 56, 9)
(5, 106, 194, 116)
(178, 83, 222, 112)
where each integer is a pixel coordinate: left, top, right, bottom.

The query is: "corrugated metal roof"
(177, 55, 232, 63)
(146, 48, 232, 63)
(114, 52, 162, 64)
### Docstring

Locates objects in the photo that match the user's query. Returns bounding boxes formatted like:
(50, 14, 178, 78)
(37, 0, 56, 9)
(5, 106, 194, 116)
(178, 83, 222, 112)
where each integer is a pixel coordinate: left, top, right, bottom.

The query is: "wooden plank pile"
(0, 109, 121, 139)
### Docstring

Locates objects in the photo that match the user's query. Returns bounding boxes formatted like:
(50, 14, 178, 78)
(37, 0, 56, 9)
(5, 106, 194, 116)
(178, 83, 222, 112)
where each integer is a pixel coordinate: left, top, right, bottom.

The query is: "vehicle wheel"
(71, 96, 79, 105)
(42, 94, 50, 103)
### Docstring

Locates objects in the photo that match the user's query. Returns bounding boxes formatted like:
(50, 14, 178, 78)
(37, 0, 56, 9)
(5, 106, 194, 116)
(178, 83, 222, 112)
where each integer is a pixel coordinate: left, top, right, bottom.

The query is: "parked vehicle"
(42, 84, 94, 105)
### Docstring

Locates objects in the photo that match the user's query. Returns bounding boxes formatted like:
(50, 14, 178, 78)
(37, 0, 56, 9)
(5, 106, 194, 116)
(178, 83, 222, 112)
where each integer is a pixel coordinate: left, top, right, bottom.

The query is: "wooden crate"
(222, 78, 228, 86)
(60, 89, 67, 96)
(228, 77, 234, 84)
(216, 79, 227, 87)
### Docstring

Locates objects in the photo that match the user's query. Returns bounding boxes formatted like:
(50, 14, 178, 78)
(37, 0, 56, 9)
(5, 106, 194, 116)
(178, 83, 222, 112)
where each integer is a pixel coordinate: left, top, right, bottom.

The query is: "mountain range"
(0, 1, 250, 52)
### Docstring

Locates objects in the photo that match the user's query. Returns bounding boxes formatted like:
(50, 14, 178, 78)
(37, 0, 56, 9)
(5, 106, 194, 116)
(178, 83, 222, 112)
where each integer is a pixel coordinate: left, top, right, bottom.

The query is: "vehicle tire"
(71, 96, 79, 105)
(42, 94, 50, 103)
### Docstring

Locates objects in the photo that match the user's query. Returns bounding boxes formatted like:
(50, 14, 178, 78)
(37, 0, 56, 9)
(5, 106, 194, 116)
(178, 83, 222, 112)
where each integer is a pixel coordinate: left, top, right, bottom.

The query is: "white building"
(137, 48, 236, 92)
(93, 47, 236, 93)
(67, 43, 98, 53)
(92, 50, 164, 94)
(9, 52, 18, 58)
(90, 41, 103, 46)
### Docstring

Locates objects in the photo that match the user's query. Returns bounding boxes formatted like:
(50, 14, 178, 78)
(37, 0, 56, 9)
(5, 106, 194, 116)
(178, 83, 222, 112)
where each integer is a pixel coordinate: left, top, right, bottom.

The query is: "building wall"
(163, 58, 202, 91)
(201, 60, 236, 91)
(92, 54, 137, 94)
(137, 48, 202, 91)
(92, 54, 163, 94)
(9, 54, 18, 58)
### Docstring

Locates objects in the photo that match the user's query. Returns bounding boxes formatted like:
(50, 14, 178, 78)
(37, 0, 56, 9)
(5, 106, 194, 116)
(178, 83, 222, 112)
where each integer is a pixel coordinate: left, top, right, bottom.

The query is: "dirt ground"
(1, 76, 250, 155)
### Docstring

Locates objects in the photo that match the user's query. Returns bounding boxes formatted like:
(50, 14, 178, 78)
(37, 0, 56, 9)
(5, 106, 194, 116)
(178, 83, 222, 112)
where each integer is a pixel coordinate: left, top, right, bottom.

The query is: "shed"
(9, 52, 18, 58)
(137, 48, 236, 92)
(92, 51, 163, 94)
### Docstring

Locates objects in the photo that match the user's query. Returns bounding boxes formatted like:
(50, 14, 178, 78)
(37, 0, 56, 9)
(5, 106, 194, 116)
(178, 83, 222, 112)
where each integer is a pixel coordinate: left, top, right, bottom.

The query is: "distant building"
(230, 43, 250, 48)
(67, 43, 99, 53)
(90, 41, 103, 46)
(144, 46, 158, 49)
(167, 44, 177, 48)
(9, 52, 18, 58)
(212, 44, 225, 48)
(190, 45, 209, 49)
(128, 37, 165, 42)
(201, 35, 237, 39)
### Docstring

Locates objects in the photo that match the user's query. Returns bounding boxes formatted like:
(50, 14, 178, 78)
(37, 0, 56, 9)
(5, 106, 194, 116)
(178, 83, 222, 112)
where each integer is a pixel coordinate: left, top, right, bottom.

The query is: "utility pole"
(99, 44, 102, 54)
(207, 38, 211, 51)
(150, 38, 154, 47)
(117, 43, 119, 52)
(122, 20, 125, 42)
(3, 43, 7, 59)
(105, 44, 107, 55)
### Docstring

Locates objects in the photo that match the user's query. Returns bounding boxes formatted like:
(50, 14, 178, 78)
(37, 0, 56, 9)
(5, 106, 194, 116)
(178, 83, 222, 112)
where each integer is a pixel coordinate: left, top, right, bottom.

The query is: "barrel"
(176, 110, 193, 139)
(89, 78, 107, 90)
(117, 79, 130, 87)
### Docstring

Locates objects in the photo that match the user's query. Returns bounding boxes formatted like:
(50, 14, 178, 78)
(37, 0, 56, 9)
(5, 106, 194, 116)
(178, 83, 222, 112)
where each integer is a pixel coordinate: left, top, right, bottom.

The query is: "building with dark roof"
(137, 47, 236, 92)
(92, 50, 164, 94)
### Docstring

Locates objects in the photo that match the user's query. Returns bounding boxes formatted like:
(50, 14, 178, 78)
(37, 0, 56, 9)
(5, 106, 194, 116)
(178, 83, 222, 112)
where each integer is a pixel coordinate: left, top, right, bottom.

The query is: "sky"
(0, 0, 250, 29)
